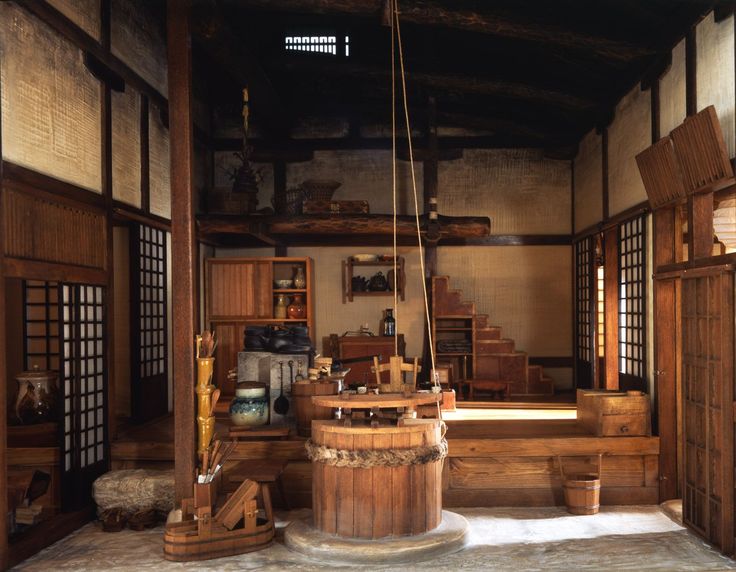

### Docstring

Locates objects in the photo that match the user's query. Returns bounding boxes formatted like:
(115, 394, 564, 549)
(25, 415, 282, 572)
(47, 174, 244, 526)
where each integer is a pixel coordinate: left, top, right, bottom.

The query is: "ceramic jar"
(293, 266, 307, 289)
(14, 367, 59, 424)
(229, 383, 269, 426)
(274, 294, 289, 319)
(287, 294, 307, 319)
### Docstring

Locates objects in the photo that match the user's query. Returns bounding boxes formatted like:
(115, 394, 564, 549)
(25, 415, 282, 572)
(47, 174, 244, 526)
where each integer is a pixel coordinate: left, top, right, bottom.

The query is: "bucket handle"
(556, 453, 603, 480)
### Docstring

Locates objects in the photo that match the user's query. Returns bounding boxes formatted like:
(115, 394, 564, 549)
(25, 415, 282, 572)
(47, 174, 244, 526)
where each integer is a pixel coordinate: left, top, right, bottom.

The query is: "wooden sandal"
(128, 508, 159, 531)
(101, 508, 127, 532)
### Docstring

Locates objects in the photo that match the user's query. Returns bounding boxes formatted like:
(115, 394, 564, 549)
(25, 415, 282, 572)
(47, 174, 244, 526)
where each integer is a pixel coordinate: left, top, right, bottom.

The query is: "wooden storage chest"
(577, 389, 652, 437)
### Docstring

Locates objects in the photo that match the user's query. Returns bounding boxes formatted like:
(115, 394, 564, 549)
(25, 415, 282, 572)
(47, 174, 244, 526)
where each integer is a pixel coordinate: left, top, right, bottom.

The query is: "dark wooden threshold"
(8, 505, 94, 568)
(529, 356, 573, 368)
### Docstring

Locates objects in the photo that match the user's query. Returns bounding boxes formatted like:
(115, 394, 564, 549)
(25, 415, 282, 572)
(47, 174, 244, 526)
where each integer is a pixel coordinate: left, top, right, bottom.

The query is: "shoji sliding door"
(574, 236, 595, 388)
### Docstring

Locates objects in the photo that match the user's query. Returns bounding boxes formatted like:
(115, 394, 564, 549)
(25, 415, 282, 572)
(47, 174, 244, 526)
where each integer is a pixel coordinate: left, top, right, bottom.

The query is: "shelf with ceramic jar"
(342, 255, 405, 303)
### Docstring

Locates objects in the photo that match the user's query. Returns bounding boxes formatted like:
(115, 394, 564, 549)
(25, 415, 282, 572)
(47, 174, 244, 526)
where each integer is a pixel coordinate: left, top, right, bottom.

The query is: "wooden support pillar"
(273, 161, 287, 257)
(167, 0, 198, 503)
(603, 226, 619, 390)
(687, 192, 714, 260)
(0, 68, 8, 570)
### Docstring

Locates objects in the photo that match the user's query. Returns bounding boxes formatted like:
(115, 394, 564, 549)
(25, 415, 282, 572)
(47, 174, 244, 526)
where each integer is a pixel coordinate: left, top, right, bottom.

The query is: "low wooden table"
(227, 459, 290, 510)
(469, 380, 511, 401)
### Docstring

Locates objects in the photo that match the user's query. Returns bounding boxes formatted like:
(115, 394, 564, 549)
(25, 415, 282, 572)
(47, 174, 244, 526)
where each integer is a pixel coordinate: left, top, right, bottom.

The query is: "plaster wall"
(660, 39, 687, 137)
(574, 129, 603, 232)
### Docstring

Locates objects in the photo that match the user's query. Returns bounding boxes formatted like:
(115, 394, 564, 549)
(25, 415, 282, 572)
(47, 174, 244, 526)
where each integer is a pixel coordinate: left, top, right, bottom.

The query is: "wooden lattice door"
(130, 224, 169, 422)
(681, 271, 734, 556)
(574, 236, 595, 388)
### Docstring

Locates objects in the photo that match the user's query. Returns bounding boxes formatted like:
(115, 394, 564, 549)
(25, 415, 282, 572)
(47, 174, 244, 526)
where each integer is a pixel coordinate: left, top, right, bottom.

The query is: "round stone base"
(284, 510, 469, 565)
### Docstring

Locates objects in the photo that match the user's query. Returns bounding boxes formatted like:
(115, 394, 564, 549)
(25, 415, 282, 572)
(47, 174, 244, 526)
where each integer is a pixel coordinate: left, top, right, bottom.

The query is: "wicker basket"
(302, 179, 342, 201)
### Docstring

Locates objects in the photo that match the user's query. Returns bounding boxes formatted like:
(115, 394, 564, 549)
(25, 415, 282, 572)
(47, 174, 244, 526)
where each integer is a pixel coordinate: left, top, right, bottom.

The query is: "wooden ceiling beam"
(230, 0, 658, 61)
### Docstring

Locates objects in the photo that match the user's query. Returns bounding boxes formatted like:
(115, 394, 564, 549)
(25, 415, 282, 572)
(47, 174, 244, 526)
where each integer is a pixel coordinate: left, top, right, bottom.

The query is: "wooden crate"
(576, 389, 651, 437)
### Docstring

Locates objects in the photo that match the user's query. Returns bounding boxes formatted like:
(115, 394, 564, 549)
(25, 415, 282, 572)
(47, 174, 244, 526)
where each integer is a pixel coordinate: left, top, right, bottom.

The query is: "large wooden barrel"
(292, 381, 338, 437)
(311, 419, 443, 539)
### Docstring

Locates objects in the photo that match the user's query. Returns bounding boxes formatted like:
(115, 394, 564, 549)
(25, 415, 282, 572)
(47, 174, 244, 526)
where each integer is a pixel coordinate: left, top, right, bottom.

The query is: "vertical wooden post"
(273, 161, 287, 257)
(0, 54, 8, 571)
(687, 192, 714, 260)
(603, 226, 619, 389)
(167, 0, 198, 503)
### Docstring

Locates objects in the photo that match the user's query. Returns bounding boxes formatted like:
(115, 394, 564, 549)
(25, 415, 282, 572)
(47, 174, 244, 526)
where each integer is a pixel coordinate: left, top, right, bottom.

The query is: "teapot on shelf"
(369, 271, 388, 291)
(351, 275, 368, 292)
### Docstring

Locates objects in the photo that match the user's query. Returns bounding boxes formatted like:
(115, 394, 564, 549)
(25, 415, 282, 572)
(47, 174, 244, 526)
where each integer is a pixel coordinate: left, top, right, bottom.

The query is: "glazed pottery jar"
(287, 294, 307, 319)
(274, 294, 289, 319)
(15, 367, 59, 424)
(229, 383, 269, 426)
(293, 266, 307, 289)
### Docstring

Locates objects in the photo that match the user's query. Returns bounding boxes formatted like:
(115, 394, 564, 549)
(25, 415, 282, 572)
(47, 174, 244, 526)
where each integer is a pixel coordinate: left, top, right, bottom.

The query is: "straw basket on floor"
(558, 454, 602, 515)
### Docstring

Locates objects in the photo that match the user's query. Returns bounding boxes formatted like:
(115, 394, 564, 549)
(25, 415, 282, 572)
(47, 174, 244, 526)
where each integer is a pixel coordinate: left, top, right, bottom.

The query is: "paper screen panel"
(111, 87, 141, 208)
(608, 86, 651, 216)
(437, 246, 572, 357)
(149, 103, 171, 220)
(438, 149, 571, 234)
(660, 39, 686, 137)
(0, 3, 102, 192)
(574, 129, 603, 232)
(287, 150, 422, 215)
(696, 11, 736, 158)
(111, 0, 168, 97)
(46, 0, 101, 40)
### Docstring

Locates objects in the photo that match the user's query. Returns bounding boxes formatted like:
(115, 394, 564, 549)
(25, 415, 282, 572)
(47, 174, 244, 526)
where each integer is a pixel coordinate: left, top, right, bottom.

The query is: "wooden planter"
(311, 419, 443, 539)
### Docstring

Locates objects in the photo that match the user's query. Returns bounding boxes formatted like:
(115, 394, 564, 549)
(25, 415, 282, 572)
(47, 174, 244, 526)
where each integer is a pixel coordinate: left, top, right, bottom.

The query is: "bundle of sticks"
(197, 438, 237, 484)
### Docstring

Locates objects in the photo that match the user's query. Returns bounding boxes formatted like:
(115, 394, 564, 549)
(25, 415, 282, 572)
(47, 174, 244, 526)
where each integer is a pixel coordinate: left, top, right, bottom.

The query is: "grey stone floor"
(14, 506, 736, 571)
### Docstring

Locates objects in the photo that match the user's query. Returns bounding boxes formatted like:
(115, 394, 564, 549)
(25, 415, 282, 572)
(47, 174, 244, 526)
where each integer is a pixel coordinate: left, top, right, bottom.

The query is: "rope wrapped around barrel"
(305, 438, 448, 468)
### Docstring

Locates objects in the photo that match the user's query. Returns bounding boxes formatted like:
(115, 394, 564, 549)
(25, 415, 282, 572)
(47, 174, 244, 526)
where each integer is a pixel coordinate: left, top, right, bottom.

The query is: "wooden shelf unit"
(205, 257, 315, 395)
(342, 256, 405, 303)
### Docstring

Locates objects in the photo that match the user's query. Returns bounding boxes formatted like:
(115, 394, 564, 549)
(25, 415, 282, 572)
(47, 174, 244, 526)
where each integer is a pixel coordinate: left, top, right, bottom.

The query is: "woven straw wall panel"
(574, 129, 603, 232)
(4, 188, 106, 268)
(47, 0, 101, 40)
(287, 150, 424, 215)
(111, 87, 141, 208)
(111, 0, 168, 97)
(0, 3, 102, 192)
(438, 149, 570, 234)
(660, 39, 687, 138)
(608, 85, 651, 216)
(696, 11, 735, 158)
(149, 102, 171, 219)
(437, 246, 572, 356)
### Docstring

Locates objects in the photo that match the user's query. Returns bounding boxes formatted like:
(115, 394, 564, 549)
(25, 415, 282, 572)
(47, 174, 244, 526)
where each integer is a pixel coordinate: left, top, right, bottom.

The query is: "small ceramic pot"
(229, 383, 269, 426)
(287, 294, 307, 319)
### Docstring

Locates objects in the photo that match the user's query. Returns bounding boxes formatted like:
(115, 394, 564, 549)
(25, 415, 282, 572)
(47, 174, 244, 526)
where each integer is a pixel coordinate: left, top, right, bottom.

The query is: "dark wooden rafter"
(191, 1, 289, 136)
(232, 0, 659, 61)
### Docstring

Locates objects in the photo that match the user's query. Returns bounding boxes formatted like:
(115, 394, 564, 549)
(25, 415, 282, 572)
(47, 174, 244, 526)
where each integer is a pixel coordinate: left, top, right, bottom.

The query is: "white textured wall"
(438, 149, 571, 234)
(608, 85, 651, 216)
(149, 102, 171, 219)
(660, 39, 687, 137)
(111, 87, 141, 208)
(696, 11, 736, 157)
(574, 129, 603, 232)
(0, 3, 102, 192)
(47, 0, 101, 40)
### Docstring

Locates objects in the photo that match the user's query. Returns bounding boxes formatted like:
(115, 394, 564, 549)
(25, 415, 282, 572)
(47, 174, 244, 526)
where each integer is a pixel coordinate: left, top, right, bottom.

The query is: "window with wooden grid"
(60, 283, 107, 508)
(618, 215, 647, 379)
(574, 237, 594, 386)
(23, 280, 60, 371)
(130, 224, 168, 421)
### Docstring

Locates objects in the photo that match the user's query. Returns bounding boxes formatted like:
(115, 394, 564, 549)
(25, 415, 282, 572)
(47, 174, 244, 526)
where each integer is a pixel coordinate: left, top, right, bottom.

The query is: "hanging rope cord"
(391, 0, 398, 356)
(390, 0, 438, 389)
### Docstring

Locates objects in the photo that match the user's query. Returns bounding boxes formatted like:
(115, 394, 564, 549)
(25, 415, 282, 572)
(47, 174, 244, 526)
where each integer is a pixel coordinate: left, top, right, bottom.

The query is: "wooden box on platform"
(310, 419, 443, 539)
(577, 389, 652, 437)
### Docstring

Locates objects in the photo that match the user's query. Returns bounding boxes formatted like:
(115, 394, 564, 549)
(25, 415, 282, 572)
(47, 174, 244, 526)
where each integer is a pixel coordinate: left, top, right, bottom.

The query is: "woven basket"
(302, 179, 341, 201)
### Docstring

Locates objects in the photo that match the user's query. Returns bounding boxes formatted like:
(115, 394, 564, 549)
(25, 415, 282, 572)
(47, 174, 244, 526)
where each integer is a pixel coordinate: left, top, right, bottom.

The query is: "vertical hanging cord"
(391, 0, 398, 356)
(394, 2, 437, 387)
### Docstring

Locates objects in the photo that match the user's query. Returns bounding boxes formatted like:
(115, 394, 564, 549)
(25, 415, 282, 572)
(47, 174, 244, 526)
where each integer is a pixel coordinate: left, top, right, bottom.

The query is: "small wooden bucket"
(558, 454, 602, 515)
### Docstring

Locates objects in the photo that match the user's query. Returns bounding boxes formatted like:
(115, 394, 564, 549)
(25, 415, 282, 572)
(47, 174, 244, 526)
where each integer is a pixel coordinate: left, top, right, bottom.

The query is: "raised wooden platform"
(112, 406, 659, 508)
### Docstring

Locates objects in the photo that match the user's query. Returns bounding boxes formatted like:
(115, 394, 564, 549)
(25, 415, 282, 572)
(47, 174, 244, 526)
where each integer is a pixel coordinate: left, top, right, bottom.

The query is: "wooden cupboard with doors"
(205, 257, 315, 395)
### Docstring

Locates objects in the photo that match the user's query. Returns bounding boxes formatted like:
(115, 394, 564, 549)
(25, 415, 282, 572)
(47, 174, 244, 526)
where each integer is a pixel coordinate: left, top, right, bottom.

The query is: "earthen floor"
(13, 505, 736, 571)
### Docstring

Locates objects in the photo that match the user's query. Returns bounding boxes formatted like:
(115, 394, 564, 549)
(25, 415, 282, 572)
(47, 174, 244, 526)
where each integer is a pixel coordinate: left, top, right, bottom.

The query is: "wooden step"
(475, 353, 528, 384)
(474, 326, 501, 340)
(432, 276, 475, 316)
(475, 314, 489, 329)
(527, 365, 543, 384)
(526, 376, 555, 396)
(475, 339, 515, 354)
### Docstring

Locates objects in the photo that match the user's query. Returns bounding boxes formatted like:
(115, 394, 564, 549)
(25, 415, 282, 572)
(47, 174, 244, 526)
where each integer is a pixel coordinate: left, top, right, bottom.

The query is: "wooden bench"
(469, 380, 511, 401)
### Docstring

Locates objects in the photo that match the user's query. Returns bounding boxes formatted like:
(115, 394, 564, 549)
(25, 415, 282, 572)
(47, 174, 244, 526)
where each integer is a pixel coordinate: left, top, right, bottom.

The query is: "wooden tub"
(310, 419, 444, 539)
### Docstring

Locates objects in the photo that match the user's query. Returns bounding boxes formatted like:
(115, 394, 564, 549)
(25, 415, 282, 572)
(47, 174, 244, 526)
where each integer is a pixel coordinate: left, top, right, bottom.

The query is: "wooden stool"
(469, 380, 511, 401)
(227, 459, 290, 510)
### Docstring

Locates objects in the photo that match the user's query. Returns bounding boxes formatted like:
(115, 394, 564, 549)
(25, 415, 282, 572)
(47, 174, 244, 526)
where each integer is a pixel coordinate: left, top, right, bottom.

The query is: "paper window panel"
(111, 87, 142, 208)
(149, 103, 171, 219)
(697, 12, 735, 158)
(0, 3, 102, 192)
(111, 0, 168, 97)
(46, 0, 101, 40)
